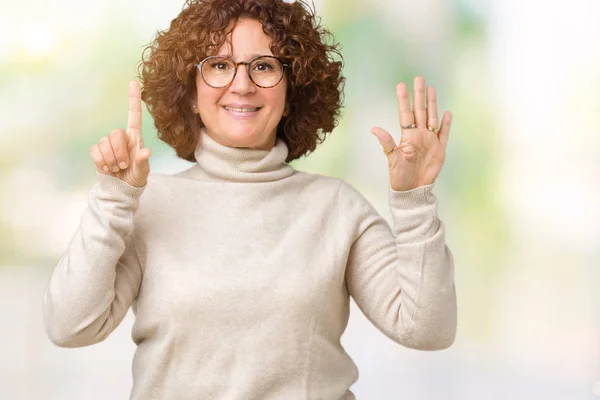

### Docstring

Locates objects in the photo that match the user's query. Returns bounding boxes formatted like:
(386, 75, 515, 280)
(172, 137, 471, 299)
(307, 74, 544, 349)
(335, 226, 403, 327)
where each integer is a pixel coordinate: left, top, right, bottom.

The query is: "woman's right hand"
(89, 80, 152, 188)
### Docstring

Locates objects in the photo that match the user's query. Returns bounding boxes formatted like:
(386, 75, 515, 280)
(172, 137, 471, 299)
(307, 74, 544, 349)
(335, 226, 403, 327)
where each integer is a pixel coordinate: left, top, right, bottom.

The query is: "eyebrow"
(217, 52, 274, 60)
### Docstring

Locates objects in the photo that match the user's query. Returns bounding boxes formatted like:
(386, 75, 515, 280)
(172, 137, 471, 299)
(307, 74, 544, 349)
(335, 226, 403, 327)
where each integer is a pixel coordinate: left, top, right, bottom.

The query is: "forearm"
(43, 174, 145, 347)
(390, 184, 456, 349)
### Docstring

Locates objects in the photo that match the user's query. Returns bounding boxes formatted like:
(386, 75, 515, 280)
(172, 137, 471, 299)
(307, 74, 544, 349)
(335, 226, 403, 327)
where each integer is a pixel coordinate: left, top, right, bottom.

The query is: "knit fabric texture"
(43, 129, 457, 399)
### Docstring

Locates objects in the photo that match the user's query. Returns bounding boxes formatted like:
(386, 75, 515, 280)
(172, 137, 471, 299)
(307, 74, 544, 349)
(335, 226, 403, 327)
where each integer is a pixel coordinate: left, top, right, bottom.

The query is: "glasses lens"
(201, 57, 235, 87)
(249, 57, 283, 87)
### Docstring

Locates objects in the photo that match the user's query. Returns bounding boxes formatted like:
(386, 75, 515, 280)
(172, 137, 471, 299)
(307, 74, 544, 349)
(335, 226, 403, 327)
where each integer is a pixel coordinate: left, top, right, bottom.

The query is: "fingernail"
(111, 166, 119, 172)
(119, 162, 127, 169)
(103, 165, 109, 172)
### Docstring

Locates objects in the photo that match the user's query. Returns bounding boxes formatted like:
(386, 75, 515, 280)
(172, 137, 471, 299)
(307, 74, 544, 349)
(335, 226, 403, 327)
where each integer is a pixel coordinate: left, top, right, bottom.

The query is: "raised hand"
(371, 76, 452, 192)
(89, 80, 152, 188)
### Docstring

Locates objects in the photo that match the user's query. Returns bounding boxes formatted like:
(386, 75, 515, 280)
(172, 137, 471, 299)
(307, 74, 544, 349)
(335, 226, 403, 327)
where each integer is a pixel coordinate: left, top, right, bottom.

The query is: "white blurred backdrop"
(1, 0, 598, 399)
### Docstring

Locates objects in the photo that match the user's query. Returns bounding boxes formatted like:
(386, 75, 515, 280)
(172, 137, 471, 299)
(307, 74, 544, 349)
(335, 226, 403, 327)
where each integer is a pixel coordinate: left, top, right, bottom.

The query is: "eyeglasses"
(195, 55, 289, 89)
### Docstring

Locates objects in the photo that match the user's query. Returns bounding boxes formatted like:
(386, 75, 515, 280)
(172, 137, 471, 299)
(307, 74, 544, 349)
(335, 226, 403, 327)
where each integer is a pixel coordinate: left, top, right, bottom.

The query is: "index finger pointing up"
(127, 80, 143, 147)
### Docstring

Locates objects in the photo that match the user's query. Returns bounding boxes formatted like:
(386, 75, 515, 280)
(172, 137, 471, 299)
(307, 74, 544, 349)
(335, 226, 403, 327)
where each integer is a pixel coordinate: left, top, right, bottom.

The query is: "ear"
(282, 103, 290, 117)
(191, 101, 198, 114)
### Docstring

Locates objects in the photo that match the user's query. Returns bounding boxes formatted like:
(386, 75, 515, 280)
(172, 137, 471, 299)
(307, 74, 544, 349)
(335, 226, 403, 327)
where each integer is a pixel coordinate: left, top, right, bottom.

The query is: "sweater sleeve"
(341, 181, 457, 350)
(43, 173, 146, 348)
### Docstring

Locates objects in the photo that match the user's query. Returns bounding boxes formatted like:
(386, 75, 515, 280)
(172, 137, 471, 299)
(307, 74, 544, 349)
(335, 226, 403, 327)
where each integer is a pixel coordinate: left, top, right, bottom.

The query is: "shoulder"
(142, 173, 182, 197)
(143, 163, 203, 195)
(292, 170, 344, 191)
(290, 170, 375, 203)
(284, 171, 345, 206)
(290, 171, 378, 221)
(335, 179, 380, 223)
(135, 170, 197, 210)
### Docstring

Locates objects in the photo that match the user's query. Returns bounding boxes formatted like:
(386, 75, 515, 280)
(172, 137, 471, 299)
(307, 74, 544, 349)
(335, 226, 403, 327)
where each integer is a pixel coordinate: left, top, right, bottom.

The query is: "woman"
(43, 0, 456, 398)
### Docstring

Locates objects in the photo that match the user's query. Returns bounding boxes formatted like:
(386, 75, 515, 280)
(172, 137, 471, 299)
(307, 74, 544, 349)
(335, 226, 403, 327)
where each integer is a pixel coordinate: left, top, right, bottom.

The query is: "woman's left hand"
(371, 76, 452, 192)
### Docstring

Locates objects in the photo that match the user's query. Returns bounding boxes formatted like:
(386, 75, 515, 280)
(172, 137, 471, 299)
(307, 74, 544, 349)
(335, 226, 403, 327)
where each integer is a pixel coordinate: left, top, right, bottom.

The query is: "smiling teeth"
(224, 106, 259, 112)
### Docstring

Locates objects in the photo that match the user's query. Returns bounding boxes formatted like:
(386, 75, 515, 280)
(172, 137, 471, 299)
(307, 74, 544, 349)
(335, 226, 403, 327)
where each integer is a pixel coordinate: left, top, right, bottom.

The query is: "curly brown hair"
(138, 0, 345, 163)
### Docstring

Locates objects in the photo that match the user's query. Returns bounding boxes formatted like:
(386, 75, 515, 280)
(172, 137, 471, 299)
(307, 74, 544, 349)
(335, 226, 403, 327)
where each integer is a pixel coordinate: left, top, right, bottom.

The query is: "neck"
(203, 129, 277, 152)
(187, 128, 295, 183)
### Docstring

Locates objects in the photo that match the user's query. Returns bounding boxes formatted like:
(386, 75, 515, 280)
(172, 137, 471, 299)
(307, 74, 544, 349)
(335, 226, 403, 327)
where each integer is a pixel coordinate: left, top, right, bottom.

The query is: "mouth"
(222, 106, 262, 113)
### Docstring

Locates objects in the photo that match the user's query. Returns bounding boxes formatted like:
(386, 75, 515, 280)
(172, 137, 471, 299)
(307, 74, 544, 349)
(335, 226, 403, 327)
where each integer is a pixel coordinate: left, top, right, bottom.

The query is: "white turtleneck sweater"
(43, 130, 456, 400)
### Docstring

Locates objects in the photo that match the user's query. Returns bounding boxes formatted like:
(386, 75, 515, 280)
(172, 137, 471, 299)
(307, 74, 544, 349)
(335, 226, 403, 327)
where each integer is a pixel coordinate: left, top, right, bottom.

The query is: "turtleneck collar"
(187, 128, 295, 183)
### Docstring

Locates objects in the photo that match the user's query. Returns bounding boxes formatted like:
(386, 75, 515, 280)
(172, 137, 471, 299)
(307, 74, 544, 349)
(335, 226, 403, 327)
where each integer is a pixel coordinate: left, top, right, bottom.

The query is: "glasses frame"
(195, 55, 289, 89)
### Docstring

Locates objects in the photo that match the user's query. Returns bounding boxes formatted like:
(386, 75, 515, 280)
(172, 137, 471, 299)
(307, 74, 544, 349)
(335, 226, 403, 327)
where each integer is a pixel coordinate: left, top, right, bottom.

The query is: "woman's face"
(193, 18, 287, 151)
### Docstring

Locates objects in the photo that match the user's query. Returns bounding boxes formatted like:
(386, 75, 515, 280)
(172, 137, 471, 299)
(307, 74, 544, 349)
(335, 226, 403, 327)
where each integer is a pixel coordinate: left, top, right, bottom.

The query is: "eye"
(252, 58, 279, 72)
(255, 62, 273, 71)
(208, 60, 233, 71)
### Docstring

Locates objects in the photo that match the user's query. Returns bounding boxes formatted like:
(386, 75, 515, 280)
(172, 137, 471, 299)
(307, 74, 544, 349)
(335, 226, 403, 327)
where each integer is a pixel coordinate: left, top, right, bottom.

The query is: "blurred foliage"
(1, 0, 507, 340)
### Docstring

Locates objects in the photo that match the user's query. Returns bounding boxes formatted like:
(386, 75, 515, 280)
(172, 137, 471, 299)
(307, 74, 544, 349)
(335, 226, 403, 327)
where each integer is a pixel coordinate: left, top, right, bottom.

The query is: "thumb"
(132, 140, 152, 179)
(371, 127, 397, 155)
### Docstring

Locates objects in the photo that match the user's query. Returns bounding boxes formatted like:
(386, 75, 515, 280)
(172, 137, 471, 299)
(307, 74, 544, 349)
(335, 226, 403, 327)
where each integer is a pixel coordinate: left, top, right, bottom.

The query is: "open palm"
(372, 76, 452, 191)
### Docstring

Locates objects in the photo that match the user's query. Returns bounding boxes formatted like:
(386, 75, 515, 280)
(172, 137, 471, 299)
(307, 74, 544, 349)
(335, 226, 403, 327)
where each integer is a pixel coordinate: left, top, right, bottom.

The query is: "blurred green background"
(1, 0, 599, 399)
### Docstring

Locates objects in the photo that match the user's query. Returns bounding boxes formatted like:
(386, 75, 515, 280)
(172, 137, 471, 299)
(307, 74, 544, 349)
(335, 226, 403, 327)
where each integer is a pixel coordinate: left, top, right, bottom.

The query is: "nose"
(229, 64, 255, 95)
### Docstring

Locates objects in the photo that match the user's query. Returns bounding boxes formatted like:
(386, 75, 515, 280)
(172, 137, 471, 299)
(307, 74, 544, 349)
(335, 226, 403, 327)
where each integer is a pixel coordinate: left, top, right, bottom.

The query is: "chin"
(224, 129, 272, 150)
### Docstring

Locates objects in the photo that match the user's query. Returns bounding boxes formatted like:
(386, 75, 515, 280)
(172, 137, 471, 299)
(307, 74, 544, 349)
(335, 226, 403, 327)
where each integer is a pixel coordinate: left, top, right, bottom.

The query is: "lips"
(222, 105, 261, 113)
